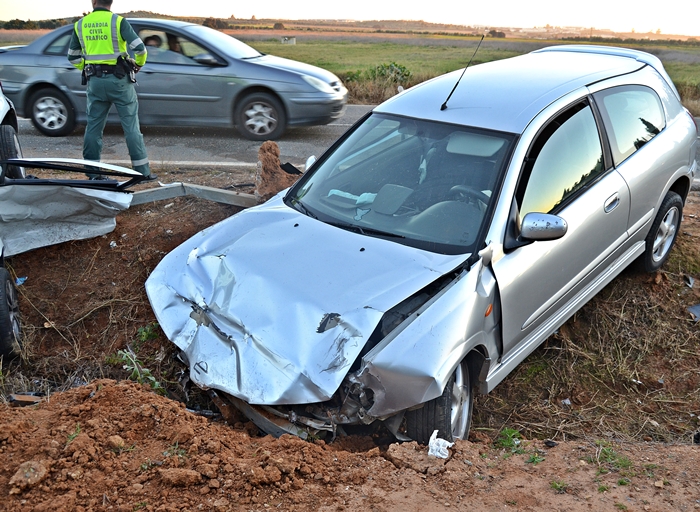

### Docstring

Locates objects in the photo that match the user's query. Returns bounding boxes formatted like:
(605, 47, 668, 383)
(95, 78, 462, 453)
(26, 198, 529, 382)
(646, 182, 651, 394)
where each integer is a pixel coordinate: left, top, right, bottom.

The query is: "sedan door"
(491, 100, 631, 359)
(130, 25, 231, 126)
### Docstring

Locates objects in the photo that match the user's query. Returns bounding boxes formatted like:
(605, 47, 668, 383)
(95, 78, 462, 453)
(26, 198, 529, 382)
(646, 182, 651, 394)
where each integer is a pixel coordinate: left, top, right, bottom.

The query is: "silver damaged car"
(146, 45, 698, 443)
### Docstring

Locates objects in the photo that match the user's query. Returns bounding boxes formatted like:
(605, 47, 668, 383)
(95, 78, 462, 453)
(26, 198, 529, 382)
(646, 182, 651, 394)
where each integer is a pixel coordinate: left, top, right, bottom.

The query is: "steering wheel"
(448, 185, 490, 206)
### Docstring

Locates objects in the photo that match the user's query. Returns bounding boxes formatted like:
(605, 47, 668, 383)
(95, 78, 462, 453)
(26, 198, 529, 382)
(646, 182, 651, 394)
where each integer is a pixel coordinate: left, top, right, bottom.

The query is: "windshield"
(287, 113, 515, 254)
(185, 25, 262, 59)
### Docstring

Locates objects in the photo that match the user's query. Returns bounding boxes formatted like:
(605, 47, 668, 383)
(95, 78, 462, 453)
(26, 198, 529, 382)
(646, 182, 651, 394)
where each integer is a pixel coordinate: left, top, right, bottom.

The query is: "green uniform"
(68, 8, 151, 177)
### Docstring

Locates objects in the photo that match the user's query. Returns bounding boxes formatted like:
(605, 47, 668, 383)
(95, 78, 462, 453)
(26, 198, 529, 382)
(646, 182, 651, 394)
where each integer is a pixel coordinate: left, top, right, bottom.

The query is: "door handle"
(604, 193, 620, 213)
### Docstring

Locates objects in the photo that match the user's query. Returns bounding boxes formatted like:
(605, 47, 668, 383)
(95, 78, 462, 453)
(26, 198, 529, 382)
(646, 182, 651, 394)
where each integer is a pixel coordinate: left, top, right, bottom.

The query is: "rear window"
(594, 85, 665, 166)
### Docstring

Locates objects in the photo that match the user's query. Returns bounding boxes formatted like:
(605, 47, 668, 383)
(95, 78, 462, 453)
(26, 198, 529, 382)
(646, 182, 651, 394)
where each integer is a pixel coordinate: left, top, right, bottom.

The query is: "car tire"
(235, 92, 286, 141)
(0, 267, 22, 360)
(637, 191, 683, 273)
(0, 124, 26, 178)
(404, 361, 473, 444)
(28, 88, 76, 137)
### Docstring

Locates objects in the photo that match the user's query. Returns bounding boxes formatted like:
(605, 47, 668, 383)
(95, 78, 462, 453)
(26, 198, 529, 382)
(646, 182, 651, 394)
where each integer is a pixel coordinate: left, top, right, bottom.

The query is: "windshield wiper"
(291, 200, 317, 219)
(325, 220, 405, 239)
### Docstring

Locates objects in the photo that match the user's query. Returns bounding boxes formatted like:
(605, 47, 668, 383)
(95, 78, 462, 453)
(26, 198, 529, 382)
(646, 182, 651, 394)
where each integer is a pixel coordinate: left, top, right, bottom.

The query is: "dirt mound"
(2, 379, 700, 511)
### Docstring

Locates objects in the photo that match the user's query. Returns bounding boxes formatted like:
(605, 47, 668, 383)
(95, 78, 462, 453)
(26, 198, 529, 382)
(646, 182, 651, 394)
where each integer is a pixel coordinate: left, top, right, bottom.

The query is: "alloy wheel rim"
(652, 207, 678, 262)
(450, 364, 471, 439)
(243, 102, 277, 135)
(11, 132, 25, 178)
(34, 96, 68, 131)
(5, 279, 20, 342)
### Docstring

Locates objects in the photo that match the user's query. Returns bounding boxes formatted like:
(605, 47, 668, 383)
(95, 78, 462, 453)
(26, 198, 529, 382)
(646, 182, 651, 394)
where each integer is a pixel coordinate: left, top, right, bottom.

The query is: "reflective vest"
(75, 11, 125, 65)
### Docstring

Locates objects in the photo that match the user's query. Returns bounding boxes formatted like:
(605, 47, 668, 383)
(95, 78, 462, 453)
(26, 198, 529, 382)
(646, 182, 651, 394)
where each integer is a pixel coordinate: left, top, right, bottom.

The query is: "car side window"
(44, 33, 72, 56)
(518, 102, 604, 219)
(593, 85, 665, 166)
(137, 30, 209, 66)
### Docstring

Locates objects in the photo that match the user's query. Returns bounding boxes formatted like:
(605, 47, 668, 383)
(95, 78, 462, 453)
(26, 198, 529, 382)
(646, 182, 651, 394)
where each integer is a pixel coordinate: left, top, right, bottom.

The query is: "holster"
(116, 55, 137, 83)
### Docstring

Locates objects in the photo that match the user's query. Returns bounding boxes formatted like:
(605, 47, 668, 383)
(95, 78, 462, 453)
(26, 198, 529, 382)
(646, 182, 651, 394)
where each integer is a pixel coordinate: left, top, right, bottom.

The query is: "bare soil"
(1, 169, 700, 511)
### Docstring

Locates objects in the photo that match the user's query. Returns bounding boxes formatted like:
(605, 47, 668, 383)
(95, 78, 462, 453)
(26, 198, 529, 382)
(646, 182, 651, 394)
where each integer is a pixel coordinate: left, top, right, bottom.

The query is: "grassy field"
(2, 29, 699, 112)
(246, 36, 700, 112)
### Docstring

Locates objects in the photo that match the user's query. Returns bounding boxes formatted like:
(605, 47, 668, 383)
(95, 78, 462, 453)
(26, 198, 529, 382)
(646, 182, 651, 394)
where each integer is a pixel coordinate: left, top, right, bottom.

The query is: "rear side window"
(594, 85, 665, 166)
(44, 32, 72, 56)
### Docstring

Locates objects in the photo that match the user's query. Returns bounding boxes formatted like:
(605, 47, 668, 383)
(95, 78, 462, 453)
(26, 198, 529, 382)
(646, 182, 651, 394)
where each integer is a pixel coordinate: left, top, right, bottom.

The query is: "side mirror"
(192, 53, 224, 66)
(520, 212, 567, 241)
(304, 155, 316, 172)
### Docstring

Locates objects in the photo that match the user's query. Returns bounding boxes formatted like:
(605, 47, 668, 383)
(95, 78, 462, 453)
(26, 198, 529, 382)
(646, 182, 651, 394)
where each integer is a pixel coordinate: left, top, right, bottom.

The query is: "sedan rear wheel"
(404, 361, 473, 444)
(28, 88, 76, 137)
(0, 267, 22, 360)
(0, 124, 25, 178)
(235, 92, 286, 141)
(637, 191, 683, 273)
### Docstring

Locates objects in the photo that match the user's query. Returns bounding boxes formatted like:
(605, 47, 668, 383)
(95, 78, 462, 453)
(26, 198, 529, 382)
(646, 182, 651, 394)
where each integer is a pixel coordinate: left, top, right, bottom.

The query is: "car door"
(491, 100, 631, 357)
(591, 84, 671, 232)
(130, 25, 230, 125)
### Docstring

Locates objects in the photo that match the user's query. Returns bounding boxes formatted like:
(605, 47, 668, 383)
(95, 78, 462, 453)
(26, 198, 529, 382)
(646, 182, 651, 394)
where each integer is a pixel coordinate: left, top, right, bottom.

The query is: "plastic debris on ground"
(687, 304, 700, 322)
(15, 277, 27, 286)
(428, 429, 454, 459)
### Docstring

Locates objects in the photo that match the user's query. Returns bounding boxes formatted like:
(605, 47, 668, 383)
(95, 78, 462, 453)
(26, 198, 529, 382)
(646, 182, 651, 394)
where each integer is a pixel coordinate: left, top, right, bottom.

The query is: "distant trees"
(203, 17, 228, 30)
(1, 18, 64, 29)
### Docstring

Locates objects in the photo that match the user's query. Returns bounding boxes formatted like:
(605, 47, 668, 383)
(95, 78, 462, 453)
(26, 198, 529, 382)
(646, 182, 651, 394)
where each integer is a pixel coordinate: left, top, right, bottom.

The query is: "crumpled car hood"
(146, 197, 468, 405)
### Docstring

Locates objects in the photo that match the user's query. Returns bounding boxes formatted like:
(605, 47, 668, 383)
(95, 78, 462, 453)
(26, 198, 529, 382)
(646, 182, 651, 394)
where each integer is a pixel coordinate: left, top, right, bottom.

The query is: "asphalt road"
(16, 104, 375, 170)
(16, 108, 700, 189)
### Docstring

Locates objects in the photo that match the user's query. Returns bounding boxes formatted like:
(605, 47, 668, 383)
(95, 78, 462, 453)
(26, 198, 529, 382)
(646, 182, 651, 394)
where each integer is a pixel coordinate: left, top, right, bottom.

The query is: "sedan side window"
(593, 85, 665, 166)
(518, 102, 604, 219)
(44, 33, 72, 56)
(138, 30, 214, 66)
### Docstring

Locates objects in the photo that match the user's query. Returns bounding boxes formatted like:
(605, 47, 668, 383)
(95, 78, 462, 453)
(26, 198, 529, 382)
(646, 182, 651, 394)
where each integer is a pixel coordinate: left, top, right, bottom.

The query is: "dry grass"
(0, 29, 50, 45)
(474, 235, 700, 444)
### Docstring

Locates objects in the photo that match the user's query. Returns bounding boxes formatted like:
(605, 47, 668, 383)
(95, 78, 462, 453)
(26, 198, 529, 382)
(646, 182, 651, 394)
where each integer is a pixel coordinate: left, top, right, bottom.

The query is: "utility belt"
(84, 63, 123, 79)
(83, 57, 137, 85)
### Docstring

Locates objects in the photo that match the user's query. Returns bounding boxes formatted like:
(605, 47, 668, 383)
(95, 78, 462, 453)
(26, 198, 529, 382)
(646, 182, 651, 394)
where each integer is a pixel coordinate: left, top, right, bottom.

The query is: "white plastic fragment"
(428, 429, 454, 459)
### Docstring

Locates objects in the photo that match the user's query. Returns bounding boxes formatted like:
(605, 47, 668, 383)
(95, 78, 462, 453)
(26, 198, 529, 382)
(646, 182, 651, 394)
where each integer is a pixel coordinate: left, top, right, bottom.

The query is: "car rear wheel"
(235, 92, 286, 141)
(637, 191, 683, 273)
(404, 361, 473, 444)
(0, 267, 22, 360)
(0, 124, 26, 178)
(28, 88, 75, 137)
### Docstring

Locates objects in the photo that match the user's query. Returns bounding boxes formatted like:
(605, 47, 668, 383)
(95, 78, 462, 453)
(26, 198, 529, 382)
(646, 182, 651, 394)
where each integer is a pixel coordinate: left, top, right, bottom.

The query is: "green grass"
(249, 40, 522, 79)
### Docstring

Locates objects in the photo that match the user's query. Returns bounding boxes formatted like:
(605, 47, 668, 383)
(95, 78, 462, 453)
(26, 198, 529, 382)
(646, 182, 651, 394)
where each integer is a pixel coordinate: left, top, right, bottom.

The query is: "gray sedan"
(146, 45, 697, 444)
(0, 19, 347, 140)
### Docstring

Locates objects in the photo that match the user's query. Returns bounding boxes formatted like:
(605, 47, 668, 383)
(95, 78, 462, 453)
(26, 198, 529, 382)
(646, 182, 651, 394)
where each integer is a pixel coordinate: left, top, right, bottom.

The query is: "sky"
(3, 0, 699, 37)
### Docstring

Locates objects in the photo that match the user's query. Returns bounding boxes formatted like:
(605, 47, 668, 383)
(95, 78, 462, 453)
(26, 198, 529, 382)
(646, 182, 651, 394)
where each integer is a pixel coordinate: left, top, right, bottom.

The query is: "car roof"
(374, 47, 647, 134)
(126, 18, 198, 29)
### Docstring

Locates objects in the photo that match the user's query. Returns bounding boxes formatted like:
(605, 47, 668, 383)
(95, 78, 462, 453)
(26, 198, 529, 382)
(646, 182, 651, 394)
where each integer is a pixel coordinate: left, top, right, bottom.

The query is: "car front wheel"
(235, 92, 286, 141)
(638, 191, 683, 273)
(404, 361, 473, 444)
(28, 88, 76, 137)
(0, 124, 26, 178)
(0, 267, 22, 360)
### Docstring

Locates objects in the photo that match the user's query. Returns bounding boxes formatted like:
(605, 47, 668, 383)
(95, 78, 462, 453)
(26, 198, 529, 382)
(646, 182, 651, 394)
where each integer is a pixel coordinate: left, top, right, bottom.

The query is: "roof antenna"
(441, 33, 486, 111)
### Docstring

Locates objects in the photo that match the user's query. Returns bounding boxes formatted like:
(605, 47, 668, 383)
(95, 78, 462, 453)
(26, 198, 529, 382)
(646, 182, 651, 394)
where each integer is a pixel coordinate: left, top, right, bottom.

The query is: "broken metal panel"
(146, 195, 467, 405)
(130, 182, 257, 207)
(357, 261, 498, 417)
(0, 184, 132, 257)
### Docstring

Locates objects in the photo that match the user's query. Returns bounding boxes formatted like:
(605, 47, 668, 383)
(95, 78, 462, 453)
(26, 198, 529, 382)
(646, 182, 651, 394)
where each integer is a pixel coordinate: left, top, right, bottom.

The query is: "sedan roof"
(375, 48, 646, 134)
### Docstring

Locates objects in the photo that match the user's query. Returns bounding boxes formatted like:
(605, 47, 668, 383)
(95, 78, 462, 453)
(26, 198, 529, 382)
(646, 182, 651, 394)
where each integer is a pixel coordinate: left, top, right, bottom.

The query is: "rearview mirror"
(520, 212, 567, 241)
(305, 155, 316, 171)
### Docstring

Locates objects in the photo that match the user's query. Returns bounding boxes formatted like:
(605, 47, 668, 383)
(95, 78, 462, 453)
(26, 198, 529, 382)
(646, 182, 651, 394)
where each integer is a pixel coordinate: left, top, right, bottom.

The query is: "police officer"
(67, 0, 155, 180)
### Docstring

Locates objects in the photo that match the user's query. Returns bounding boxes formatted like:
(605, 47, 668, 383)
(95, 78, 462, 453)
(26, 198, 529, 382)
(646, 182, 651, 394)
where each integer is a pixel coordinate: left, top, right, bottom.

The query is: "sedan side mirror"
(520, 212, 568, 241)
(192, 53, 224, 66)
